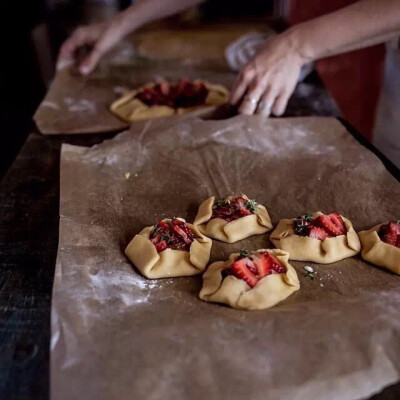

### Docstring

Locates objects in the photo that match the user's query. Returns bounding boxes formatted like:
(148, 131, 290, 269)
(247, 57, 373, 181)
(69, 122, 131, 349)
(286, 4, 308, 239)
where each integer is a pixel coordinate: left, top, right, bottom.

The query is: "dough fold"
(110, 80, 229, 122)
(193, 195, 273, 243)
(199, 249, 300, 310)
(270, 211, 360, 264)
(358, 224, 400, 274)
(125, 219, 212, 279)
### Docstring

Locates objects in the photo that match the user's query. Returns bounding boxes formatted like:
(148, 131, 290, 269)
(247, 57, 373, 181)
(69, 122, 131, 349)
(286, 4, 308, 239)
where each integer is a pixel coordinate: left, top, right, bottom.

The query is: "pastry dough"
(358, 224, 400, 274)
(193, 195, 273, 243)
(125, 218, 212, 279)
(110, 80, 229, 122)
(199, 249, 300, 310)
(270, 211, 361, 263)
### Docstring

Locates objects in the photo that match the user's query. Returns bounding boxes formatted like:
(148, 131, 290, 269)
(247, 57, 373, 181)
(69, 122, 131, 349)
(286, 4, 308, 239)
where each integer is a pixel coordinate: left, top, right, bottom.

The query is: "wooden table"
(1, 80, 399, 400)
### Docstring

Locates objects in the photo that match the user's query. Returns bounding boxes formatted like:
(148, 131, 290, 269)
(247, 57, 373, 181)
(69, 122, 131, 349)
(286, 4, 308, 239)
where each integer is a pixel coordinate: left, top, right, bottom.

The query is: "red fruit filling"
(379, 220, 400, 248)
(293, 212, 347, 241)
(149, 218, 196, 252)
(211, 196, 258, 222)
(135, 79, 209, 109)
(224, 250, 287, 288)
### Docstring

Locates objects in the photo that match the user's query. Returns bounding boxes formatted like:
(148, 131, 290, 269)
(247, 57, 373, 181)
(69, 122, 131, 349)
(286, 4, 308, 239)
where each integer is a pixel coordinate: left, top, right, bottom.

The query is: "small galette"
(125, 218, 212, 278)
(358, 220, 400, 274)
(199, 249, 299, 310)
(270, 211, 361, 264)
(193, 194, 272, 243)
(110, 79, 229, 122)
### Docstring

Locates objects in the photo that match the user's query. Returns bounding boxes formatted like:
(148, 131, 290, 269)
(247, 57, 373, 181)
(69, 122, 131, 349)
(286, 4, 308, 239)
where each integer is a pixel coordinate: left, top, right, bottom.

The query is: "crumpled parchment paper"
(52, 116, 400, 400)
(34, 64, 237, 135)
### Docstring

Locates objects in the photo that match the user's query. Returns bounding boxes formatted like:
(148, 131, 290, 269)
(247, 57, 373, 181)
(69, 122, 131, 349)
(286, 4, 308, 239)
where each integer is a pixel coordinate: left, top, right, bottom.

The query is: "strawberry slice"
(381, 231, 397, 246)
(173, 218, 195, 239)
(254, 253, 273, 278)
(379, 221, 400, 246)
(150, 233, 161, 244)
(172, 224, 192, 245)
(232, 196, 247, 208)
(239, 207, 252, 217)
(309, 226, 331, 241)
(231, 258, 258, 288)
(396, 235, 400, 248)
(388, 221, 400, 235)
(158, 81, 170, 96)
(269, 254, 287, 274)
(155, 240, 167, 252)
(314, 215, 343, 237)
(328, 212, 346, 235)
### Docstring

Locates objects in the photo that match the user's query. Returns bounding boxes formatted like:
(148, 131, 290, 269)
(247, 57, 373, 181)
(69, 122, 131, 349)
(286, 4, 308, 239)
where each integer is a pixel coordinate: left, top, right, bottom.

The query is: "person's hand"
(229, 32, 305, 117)
(57, 13, 131, 75)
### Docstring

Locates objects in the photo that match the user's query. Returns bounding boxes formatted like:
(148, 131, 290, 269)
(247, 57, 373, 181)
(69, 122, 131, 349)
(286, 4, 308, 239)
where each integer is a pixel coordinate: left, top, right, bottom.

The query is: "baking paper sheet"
(34, 64, 237, 135)
(52, 116, 400, 400)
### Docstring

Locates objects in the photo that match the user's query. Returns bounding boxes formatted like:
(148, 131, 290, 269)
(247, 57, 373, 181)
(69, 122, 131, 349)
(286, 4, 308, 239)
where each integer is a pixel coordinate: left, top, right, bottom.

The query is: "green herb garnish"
(238, 249, 252, 260)
(213, 198, 228, 208)
(160, 232, 174, 244)
(293, 213, 313, 236)
(303, 266, 315, 280)
(150, 226, 161, 237)
(245, 199, 258, 213)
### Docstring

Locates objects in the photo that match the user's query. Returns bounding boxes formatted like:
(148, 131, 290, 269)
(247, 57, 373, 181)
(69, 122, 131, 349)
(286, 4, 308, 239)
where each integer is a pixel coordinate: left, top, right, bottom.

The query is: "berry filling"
(149, 218, 196, 252)
(211, 196, 258, 222)
(135, 79, 209, 109)
(223, 250, 287, 288)
(293, 212, 347, 241)
(378, 220, 400, 248)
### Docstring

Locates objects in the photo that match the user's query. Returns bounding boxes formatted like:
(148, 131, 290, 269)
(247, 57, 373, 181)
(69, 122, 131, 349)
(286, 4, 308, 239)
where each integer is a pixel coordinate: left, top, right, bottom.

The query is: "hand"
(57, 13, 131, 75)
(229, 32, 305, 117)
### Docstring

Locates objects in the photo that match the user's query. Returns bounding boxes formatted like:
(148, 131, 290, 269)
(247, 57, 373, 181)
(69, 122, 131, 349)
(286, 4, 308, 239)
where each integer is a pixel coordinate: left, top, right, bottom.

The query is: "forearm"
(285, 0, 400, 64)
(118, 0, 207, 35)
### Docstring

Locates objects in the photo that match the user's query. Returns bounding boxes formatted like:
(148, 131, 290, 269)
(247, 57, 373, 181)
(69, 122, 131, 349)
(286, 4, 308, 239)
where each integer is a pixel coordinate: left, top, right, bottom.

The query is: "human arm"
(57, 0, 206, 74)
(230, 0, 400, 116)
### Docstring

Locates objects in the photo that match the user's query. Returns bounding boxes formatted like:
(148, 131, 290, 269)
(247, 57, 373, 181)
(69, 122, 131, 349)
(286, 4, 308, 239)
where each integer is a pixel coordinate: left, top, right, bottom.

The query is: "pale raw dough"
(110, 80, 229, 122)
(199, 249, 300, 310)
(358, 224, 400, 274)
(125, 218, 212, 279)
(270, 211, 361, 264)
(193, 195, 273, 243)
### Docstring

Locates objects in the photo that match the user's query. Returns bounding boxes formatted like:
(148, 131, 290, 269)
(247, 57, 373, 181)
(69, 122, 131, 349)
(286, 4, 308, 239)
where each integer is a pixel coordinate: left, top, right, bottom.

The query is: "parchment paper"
(52, 116, 400, 400)
(34, 64, 237, 135)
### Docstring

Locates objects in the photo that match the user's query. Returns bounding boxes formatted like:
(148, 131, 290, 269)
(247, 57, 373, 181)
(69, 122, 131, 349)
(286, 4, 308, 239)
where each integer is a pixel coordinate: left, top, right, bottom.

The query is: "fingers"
(229, 66, 255, 106)
(272, 91, 289, 117)
(238, 79, 267, 115)
(256, 87, 279, 117)
(79, 26, 122, 75)
(79, 47, 103, 75)
(57, 27, 90, 69)
(272, 77, 297, 116)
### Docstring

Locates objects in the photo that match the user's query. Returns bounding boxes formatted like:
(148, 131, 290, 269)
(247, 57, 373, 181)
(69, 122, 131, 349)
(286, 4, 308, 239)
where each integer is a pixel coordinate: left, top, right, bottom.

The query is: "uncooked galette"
(125, 218, 212, 279)
(199, 249, 300, 310)
(193, 194, 273, 243)
(110, 79, 229, 122)
(270, 211, 361, 263)
(358, 220, 400, 274)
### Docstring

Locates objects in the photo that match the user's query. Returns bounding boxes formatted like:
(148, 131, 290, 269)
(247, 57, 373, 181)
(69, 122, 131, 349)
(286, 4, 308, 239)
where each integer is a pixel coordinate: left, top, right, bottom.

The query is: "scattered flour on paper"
(64, 97, 96, 113)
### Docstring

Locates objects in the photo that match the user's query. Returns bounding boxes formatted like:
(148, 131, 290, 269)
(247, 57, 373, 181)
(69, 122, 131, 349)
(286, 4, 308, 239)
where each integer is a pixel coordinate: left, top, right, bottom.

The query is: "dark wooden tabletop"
(1, 80, 399, 400)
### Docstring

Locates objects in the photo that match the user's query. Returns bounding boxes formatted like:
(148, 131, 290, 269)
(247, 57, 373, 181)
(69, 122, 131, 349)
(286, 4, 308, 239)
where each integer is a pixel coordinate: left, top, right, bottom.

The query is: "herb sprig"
(245, 199, 258, 213)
